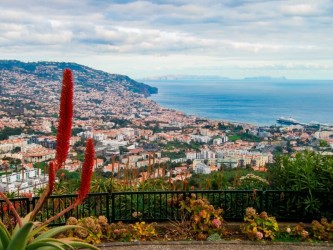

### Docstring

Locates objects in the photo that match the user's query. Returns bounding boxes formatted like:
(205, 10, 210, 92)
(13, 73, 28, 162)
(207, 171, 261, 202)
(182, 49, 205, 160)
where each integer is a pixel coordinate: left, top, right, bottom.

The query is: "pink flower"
(245, 207, 256, 217)
(198, 210, 206, 218)
(259, 211, 268, 219)
(212, 218, 222, 228)
(301, 230, 309, 238)
(256, 231, 263, 240)
(132, 211, 142, 218)
(286, 227, 291, 233)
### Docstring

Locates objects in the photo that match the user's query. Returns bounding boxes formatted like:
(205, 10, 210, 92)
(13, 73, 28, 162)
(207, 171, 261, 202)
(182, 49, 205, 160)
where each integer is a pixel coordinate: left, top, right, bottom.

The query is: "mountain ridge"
(0, 60, 158, 97)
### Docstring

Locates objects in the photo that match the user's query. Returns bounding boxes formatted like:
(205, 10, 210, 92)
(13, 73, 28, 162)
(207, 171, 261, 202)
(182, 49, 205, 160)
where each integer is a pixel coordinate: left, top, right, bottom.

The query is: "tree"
(319, 139, 330, 148)
(12, 147, 21, 153)
(119, 146, 129, 155)
(0, 127, 24, 140)
(72, 127, 84, 136)
(186, 159, 193, 166)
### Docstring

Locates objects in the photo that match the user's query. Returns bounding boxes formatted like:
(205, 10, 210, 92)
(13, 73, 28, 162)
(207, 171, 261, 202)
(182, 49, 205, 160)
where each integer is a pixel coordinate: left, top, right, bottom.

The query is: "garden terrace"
(0, 190, 332, 226)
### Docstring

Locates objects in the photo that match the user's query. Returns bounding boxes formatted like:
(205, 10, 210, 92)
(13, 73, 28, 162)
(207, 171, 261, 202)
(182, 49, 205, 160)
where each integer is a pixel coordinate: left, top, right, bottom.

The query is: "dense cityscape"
(1, 61, 332, 195)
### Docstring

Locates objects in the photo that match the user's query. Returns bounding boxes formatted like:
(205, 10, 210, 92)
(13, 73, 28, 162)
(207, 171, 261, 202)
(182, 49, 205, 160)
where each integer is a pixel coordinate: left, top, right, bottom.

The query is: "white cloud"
(0, 0, 332, 79)
(280, 3, 321, 16)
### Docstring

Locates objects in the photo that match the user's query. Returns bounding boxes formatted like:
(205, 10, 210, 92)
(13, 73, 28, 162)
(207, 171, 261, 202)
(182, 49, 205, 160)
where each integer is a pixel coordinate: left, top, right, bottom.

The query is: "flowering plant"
(0, 69, 98, 250)
(108, 222, 133, 242)
(180, 196, 224, 240)
(95, 220, 157, 242)
(132, 221, 157, 241)
(312, 218, 333, 241)
(241, 207, 279, 241)
(66, 216, 109, 244)
(290, 222, 310, 240)
(239, 174, 269, 190)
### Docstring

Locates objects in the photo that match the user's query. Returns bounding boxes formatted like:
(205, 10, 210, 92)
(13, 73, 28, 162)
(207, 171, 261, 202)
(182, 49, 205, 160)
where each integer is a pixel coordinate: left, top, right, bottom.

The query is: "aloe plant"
(0, 218, 99, 250)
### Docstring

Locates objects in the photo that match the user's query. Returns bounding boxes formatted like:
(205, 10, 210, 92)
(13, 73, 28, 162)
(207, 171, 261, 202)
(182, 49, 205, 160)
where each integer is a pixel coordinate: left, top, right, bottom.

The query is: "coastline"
(146, 79, 333, 127)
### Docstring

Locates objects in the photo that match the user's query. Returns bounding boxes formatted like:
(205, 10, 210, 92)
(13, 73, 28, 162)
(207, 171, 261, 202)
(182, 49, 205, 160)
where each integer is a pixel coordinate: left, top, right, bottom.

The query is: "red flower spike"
(55, 69, 74, 170)
(77, 138, 95, 203)
(3, 204, 8, 212)
(48, 161, 56, 194)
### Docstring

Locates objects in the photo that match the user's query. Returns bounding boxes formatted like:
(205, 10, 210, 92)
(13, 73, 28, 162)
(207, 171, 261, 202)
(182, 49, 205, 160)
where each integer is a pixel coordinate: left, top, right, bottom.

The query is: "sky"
(1, 0, 333, 80)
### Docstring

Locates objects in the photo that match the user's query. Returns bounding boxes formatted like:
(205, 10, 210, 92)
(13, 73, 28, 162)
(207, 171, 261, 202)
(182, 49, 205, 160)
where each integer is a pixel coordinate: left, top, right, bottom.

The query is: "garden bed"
(60, 197, 333, 247)
(97, 224, 333, 250)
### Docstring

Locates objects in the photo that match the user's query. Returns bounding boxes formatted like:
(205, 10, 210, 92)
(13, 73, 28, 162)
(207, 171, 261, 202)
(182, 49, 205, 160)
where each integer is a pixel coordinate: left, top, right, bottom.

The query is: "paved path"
(98, 241, 333, 250)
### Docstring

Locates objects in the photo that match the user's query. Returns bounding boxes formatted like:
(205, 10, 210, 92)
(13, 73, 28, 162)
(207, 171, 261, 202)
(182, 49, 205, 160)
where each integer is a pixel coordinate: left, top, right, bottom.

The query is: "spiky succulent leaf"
(0, 219, 10, 248)
(0, 219, 10, 237)
(28, 223, 48, 240)
(61, 239, 100, 250)
(12, 212, 33, 237)
(7, 221, 34, 250)
(26, 238, 75, 250)
(26, 241, 65, 250)
(34, 225, 85, 240)
(0, 223, 10, 249)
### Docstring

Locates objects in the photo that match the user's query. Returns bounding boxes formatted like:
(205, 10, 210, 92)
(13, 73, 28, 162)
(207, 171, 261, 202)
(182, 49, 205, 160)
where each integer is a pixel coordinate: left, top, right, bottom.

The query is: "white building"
(190, 135, 211, 144)
(185, 151, 197, 160)
(194, 163, 211, 174)
(213, 136, 228, 145)
(0, 167, 58, 194)
(79, 131, 107, 141)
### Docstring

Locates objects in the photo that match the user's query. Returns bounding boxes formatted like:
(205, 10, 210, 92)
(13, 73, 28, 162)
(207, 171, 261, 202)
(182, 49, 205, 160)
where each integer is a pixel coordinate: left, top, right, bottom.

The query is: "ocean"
(146, 79, 333, 126)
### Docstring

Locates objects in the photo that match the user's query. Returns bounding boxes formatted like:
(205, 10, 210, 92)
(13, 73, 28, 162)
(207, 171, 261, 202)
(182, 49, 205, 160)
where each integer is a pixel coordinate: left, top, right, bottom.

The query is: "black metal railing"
(1, 190, 332, 226)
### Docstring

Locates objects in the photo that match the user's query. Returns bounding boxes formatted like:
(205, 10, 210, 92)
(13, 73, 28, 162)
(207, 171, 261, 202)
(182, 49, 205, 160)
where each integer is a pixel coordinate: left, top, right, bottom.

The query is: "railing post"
(261, 190, 265, 212)
(27, 197, 32, 214)
(111, 193, 115, 222)
(106, 193, 110, 222)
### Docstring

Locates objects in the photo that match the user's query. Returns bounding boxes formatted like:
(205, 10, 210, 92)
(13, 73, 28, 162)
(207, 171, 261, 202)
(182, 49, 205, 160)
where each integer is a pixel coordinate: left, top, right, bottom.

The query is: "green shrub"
(269, 151, 333, 192)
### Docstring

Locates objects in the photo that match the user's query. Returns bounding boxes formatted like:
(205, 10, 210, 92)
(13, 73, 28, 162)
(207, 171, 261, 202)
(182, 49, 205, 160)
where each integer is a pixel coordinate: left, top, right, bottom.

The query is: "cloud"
(0, 0, 332, 78)
(280, 3, 323, 16)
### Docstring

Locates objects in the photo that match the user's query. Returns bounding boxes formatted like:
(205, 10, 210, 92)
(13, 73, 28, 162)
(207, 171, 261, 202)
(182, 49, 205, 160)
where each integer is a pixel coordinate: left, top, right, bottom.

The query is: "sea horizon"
(146, 79, 333, 126)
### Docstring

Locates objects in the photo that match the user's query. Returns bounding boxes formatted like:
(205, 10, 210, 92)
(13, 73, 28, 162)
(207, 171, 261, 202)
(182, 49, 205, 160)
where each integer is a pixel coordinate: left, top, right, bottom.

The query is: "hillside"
(0, 60, 157, 97)
(0, 60, 159, 121)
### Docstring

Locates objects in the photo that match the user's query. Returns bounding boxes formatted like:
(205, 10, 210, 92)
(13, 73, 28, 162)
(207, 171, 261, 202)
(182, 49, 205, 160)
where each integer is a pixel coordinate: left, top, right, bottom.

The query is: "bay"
(146, 79, 333, 126)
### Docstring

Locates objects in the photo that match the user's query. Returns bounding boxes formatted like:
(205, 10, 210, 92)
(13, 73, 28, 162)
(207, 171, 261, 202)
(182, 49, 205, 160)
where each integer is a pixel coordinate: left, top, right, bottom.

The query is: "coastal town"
(2, 0, 333, 246)
(1, 61, 333, 195)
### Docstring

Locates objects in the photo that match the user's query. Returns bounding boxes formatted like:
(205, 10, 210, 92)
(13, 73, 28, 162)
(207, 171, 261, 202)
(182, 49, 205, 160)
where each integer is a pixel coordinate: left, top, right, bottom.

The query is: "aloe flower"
(30, 69, 74, 221)
(48, 161, 55, 194)
(55, 68, 73, 170)
(77, 138, 95, 203)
